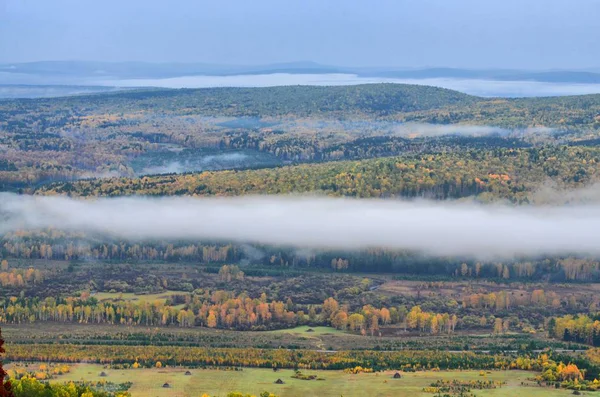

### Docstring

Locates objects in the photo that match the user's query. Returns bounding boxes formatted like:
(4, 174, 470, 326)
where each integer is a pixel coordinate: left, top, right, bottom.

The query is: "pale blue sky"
(1, 0, 598, 69)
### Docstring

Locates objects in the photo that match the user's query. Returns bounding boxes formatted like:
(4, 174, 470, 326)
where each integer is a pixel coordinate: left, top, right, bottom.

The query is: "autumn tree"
(493, 318, 504, 335)
(321, 297, 339, 322)
(207, 311, 218, 328)
(331, 311, 348, 330)
(348, 313, 365, 331)
(380, 308, 391, 325)
(558, 363, 583, 381)
(218, 265, 244, 282)
(0, 328, 14, 397)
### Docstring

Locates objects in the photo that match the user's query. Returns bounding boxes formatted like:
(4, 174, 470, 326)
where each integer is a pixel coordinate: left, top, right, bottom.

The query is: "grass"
(91, 291, 188, 304)
(269, 326, 346, 337)
(268, 326, 348, 350)
(21, 364, 581, 397)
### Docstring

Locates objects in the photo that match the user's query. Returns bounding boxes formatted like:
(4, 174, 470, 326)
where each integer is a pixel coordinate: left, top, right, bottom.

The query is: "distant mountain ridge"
(3, 61, 600, 84)
(0, 84, 125, 99)
(0, 60, 346, 79)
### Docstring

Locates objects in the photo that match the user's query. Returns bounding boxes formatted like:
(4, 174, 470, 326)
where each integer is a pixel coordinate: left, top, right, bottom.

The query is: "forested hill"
(3, 83, 600, 126)
(3, 84, 600, 192)
(38, 146, 600, 202)
(3, 84, 477, 117)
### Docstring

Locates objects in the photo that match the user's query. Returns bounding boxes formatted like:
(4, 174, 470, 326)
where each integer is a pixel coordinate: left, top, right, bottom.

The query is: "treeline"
(0, 292, 465, 335)
(39, 146, 600, 203)
(0, 262, 44, 288)
(549, 314, 600, 346)
(6, 342, 595, 385)
(3, 240, 600, 282)
(1, 237, 235, 263)
(222, 132, 529, 163)
(462, 289, 580, 312)
(4, 344, 512, 371)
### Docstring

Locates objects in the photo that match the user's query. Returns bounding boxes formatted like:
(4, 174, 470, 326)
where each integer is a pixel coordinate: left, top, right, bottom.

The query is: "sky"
(1, 0, 599, 69)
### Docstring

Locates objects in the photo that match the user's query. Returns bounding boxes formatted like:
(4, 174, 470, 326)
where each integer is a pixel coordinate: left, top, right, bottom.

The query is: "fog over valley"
(2, 193, 600, 260)
(101, 74, 600, 98)
(4, 71, 600, 98)
(3, 2, 600, 394)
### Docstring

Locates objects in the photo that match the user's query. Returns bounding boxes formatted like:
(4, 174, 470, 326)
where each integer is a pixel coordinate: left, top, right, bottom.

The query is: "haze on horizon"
(1, 0, 599, 70)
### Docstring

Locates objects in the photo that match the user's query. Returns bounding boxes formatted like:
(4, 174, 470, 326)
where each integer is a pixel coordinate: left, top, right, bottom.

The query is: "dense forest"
(2, 84, 600, 190)
(1, 257, 598, 338)
(0, 145, 594, 285)
(549, 314, 600, 346)
(2, 344, 518, 371)
(0, 287, 591, 335)
(37, 146, 600, 201)
(4, 84, 600, 125)
(3, 234, 600, 281)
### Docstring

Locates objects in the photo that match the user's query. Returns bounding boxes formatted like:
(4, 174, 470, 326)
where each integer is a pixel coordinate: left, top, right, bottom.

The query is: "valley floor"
(6, 364, 578, 397)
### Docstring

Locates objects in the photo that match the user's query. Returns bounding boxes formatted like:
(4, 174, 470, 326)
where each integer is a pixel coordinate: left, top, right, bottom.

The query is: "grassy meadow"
(269, 326, 346, 336)
(92, 291, 189, 304)
(10, 363, 584, 397)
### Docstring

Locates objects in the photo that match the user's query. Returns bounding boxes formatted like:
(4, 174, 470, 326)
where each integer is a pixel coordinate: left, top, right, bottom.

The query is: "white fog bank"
(1, 194, 600, 259)
(101, 74, 600, 98)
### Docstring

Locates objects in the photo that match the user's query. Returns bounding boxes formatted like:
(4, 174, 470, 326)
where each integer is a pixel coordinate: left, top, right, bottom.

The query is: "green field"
(92, 291, 188, 304)
(24, 364, 581, 397)
(268, 326, 348, 350)
(269, 326, 346, 336)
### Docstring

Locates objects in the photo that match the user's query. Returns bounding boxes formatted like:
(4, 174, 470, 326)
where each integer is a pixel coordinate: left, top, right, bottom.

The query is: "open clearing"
(269, 326, 346, 336)
(268, 326, 348, 350)
(25, 364, 580, 397)
(92, 291, 189, 304)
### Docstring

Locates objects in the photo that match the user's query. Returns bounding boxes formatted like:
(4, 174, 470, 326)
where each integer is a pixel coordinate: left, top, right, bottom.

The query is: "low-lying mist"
(209, 117, 558, 143)
(1, 193, 599, 259)
(383, 123, 554, 138)
(98, 74, 600, 98)
(133, 151, 281, 176)
(274, 119, 555, 138)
